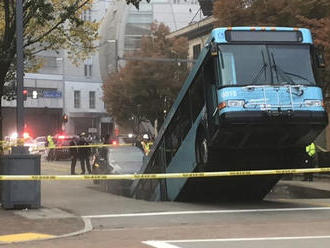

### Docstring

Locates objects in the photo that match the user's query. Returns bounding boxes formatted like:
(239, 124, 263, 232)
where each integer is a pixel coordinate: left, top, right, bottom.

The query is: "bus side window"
(165, 125, 175, 166)
(204, 57, 218, 85)
(190, 72, 205, 122)
(164, 94, 191, 167)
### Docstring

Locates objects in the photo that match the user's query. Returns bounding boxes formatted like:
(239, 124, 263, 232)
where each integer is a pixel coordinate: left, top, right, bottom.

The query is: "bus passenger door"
(203, 56, 219, 142)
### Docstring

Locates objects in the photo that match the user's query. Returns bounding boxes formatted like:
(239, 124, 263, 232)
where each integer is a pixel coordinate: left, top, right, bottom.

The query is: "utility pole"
(16, 0, 25, 152)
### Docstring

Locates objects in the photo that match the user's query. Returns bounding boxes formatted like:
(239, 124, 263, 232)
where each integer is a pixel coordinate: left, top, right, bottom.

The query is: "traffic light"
(62, 114, 68, 123)
(23, 89, 28, 101)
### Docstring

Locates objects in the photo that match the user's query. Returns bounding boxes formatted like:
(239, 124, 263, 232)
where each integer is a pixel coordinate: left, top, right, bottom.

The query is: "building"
(1, 0, 113, 139)
(1, 51, 64, 138)
(166, 16, 216, 66)
(98, 0, 204, 81)
(59, 0, 114, 138)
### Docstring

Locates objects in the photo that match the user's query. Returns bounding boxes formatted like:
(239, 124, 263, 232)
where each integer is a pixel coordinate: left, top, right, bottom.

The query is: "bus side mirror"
(210, 42, 218, 56)
(316, 46, 326, 68)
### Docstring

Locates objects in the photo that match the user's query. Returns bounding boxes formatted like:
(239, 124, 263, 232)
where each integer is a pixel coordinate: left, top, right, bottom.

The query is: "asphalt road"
(5, 147, 330, 248)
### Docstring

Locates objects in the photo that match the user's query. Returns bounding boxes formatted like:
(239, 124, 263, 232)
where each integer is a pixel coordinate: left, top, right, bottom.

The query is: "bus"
(131, 27, 328, 201)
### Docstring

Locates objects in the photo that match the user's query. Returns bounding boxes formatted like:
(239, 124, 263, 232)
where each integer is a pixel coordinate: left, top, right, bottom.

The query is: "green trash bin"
(0, 154, 41, 209)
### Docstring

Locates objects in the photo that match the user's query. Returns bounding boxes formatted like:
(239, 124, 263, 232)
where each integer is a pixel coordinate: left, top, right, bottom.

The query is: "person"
(92, 134, 113, 174)
(46, 135, 55, 161)
(77, 132, 92, 174)
(135, 135, 144, 152)
(69, 136, 79, 175)
(100, 134, 110, 161)
(304, 142, 317, 181)
(141, 134, 153, 155)
(103, 134, 110, 145)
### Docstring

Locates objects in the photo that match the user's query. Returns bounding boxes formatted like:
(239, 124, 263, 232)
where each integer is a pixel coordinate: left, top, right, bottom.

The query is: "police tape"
(43, 143, 133, 149)
(0, 143, 133, 151)
(0, 167, 330, 181)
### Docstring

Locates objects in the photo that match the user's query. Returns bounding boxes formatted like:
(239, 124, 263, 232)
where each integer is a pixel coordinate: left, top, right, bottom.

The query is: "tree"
(214, 0, 330, 26)
(297, 16, 330, 95)
(126, 0, 150, 9)
(103, 22, 189, 132)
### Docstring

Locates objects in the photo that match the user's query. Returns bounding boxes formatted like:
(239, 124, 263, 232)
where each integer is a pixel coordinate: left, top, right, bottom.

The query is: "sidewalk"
(0, 206, 87, 244)
(0, 159, 88, 244)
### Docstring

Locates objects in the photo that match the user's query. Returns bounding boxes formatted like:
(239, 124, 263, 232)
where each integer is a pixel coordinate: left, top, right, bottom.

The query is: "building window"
(193, 44, 201, 60)
(74, 91, 80, 108)
(82, 9, 91, 21)
(84, 64, 92, 77)
(89, 91, 95, 109)
(84, 57, 92, 77)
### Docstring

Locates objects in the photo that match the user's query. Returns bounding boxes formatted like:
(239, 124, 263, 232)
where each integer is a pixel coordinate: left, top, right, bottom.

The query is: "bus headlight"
(227, 100, 245, 107)
(304, 100, 323, 107)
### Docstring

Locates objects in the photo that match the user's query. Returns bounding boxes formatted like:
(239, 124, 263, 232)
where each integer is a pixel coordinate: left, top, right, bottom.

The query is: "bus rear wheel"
(196, 130, 208, 170)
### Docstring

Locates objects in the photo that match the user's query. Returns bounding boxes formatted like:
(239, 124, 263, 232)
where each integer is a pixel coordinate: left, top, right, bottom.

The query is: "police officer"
(46, 135, 55, 161)
(69, 136, 79, 175)
(141, 134, 153, 155)
(77, 132, 92, 174)
(304, 142, 317, 181)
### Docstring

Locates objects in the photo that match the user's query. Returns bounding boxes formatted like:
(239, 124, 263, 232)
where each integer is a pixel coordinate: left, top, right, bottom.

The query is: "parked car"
(34, 136, 47, 153)
(24, 137, 39, 154)
(48, 135, 77, 161)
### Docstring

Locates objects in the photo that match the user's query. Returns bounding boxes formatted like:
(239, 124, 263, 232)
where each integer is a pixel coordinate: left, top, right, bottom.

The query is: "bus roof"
(211, 27, 312, 44)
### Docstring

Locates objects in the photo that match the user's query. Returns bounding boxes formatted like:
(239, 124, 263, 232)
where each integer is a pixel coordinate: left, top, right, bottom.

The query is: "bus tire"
(195, 129, 208, 169)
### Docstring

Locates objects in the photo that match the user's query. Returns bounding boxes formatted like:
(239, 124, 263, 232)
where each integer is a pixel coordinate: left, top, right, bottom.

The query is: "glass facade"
(122, 0, 202, 52)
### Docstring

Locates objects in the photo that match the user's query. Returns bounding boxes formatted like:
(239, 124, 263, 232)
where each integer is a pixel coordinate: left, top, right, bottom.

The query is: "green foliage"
(103, 22, 189, 129)
(125, 0, 150, 9)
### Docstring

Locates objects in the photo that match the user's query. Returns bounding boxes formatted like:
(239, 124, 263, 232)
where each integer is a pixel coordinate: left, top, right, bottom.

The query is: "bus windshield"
(218, 44, 316, 86)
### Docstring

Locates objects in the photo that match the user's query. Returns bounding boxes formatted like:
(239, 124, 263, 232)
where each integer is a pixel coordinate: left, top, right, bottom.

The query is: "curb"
(0, 216, 93, 245)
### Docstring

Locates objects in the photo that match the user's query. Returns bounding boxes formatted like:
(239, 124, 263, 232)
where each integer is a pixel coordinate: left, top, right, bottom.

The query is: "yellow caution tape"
(0, 167, 329, 181)
(0, 143, 133, 151)
(46, 143, 133, 149)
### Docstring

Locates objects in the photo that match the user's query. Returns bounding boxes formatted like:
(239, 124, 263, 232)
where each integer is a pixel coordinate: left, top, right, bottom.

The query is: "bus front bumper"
(214, 110, 328, 148)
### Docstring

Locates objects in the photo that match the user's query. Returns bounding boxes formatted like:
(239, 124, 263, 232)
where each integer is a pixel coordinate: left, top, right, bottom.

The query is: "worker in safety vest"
(306, 143, 316, 157)
(304, 142, 317, 181)
(141, 134, 153, 155)
(47, 135, 56, 161)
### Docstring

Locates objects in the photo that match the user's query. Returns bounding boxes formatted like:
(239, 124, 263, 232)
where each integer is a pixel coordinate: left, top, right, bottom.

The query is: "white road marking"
(143, 235, 330, 248)
(143, 241, 181, 248)
(82, 206, 330, 219)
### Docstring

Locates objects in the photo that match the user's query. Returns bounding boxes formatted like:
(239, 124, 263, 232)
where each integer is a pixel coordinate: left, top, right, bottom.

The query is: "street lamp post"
(15, 0, 25, 152)
(137, 104, 141, 137)
(56, 57, 66, 132)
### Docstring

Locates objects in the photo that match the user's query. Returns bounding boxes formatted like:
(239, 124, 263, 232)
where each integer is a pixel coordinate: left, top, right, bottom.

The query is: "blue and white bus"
(132, 27, 328, 201)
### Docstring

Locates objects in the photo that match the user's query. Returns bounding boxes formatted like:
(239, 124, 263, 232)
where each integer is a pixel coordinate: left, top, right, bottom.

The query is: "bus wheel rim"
(201, 138, 208, 164)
